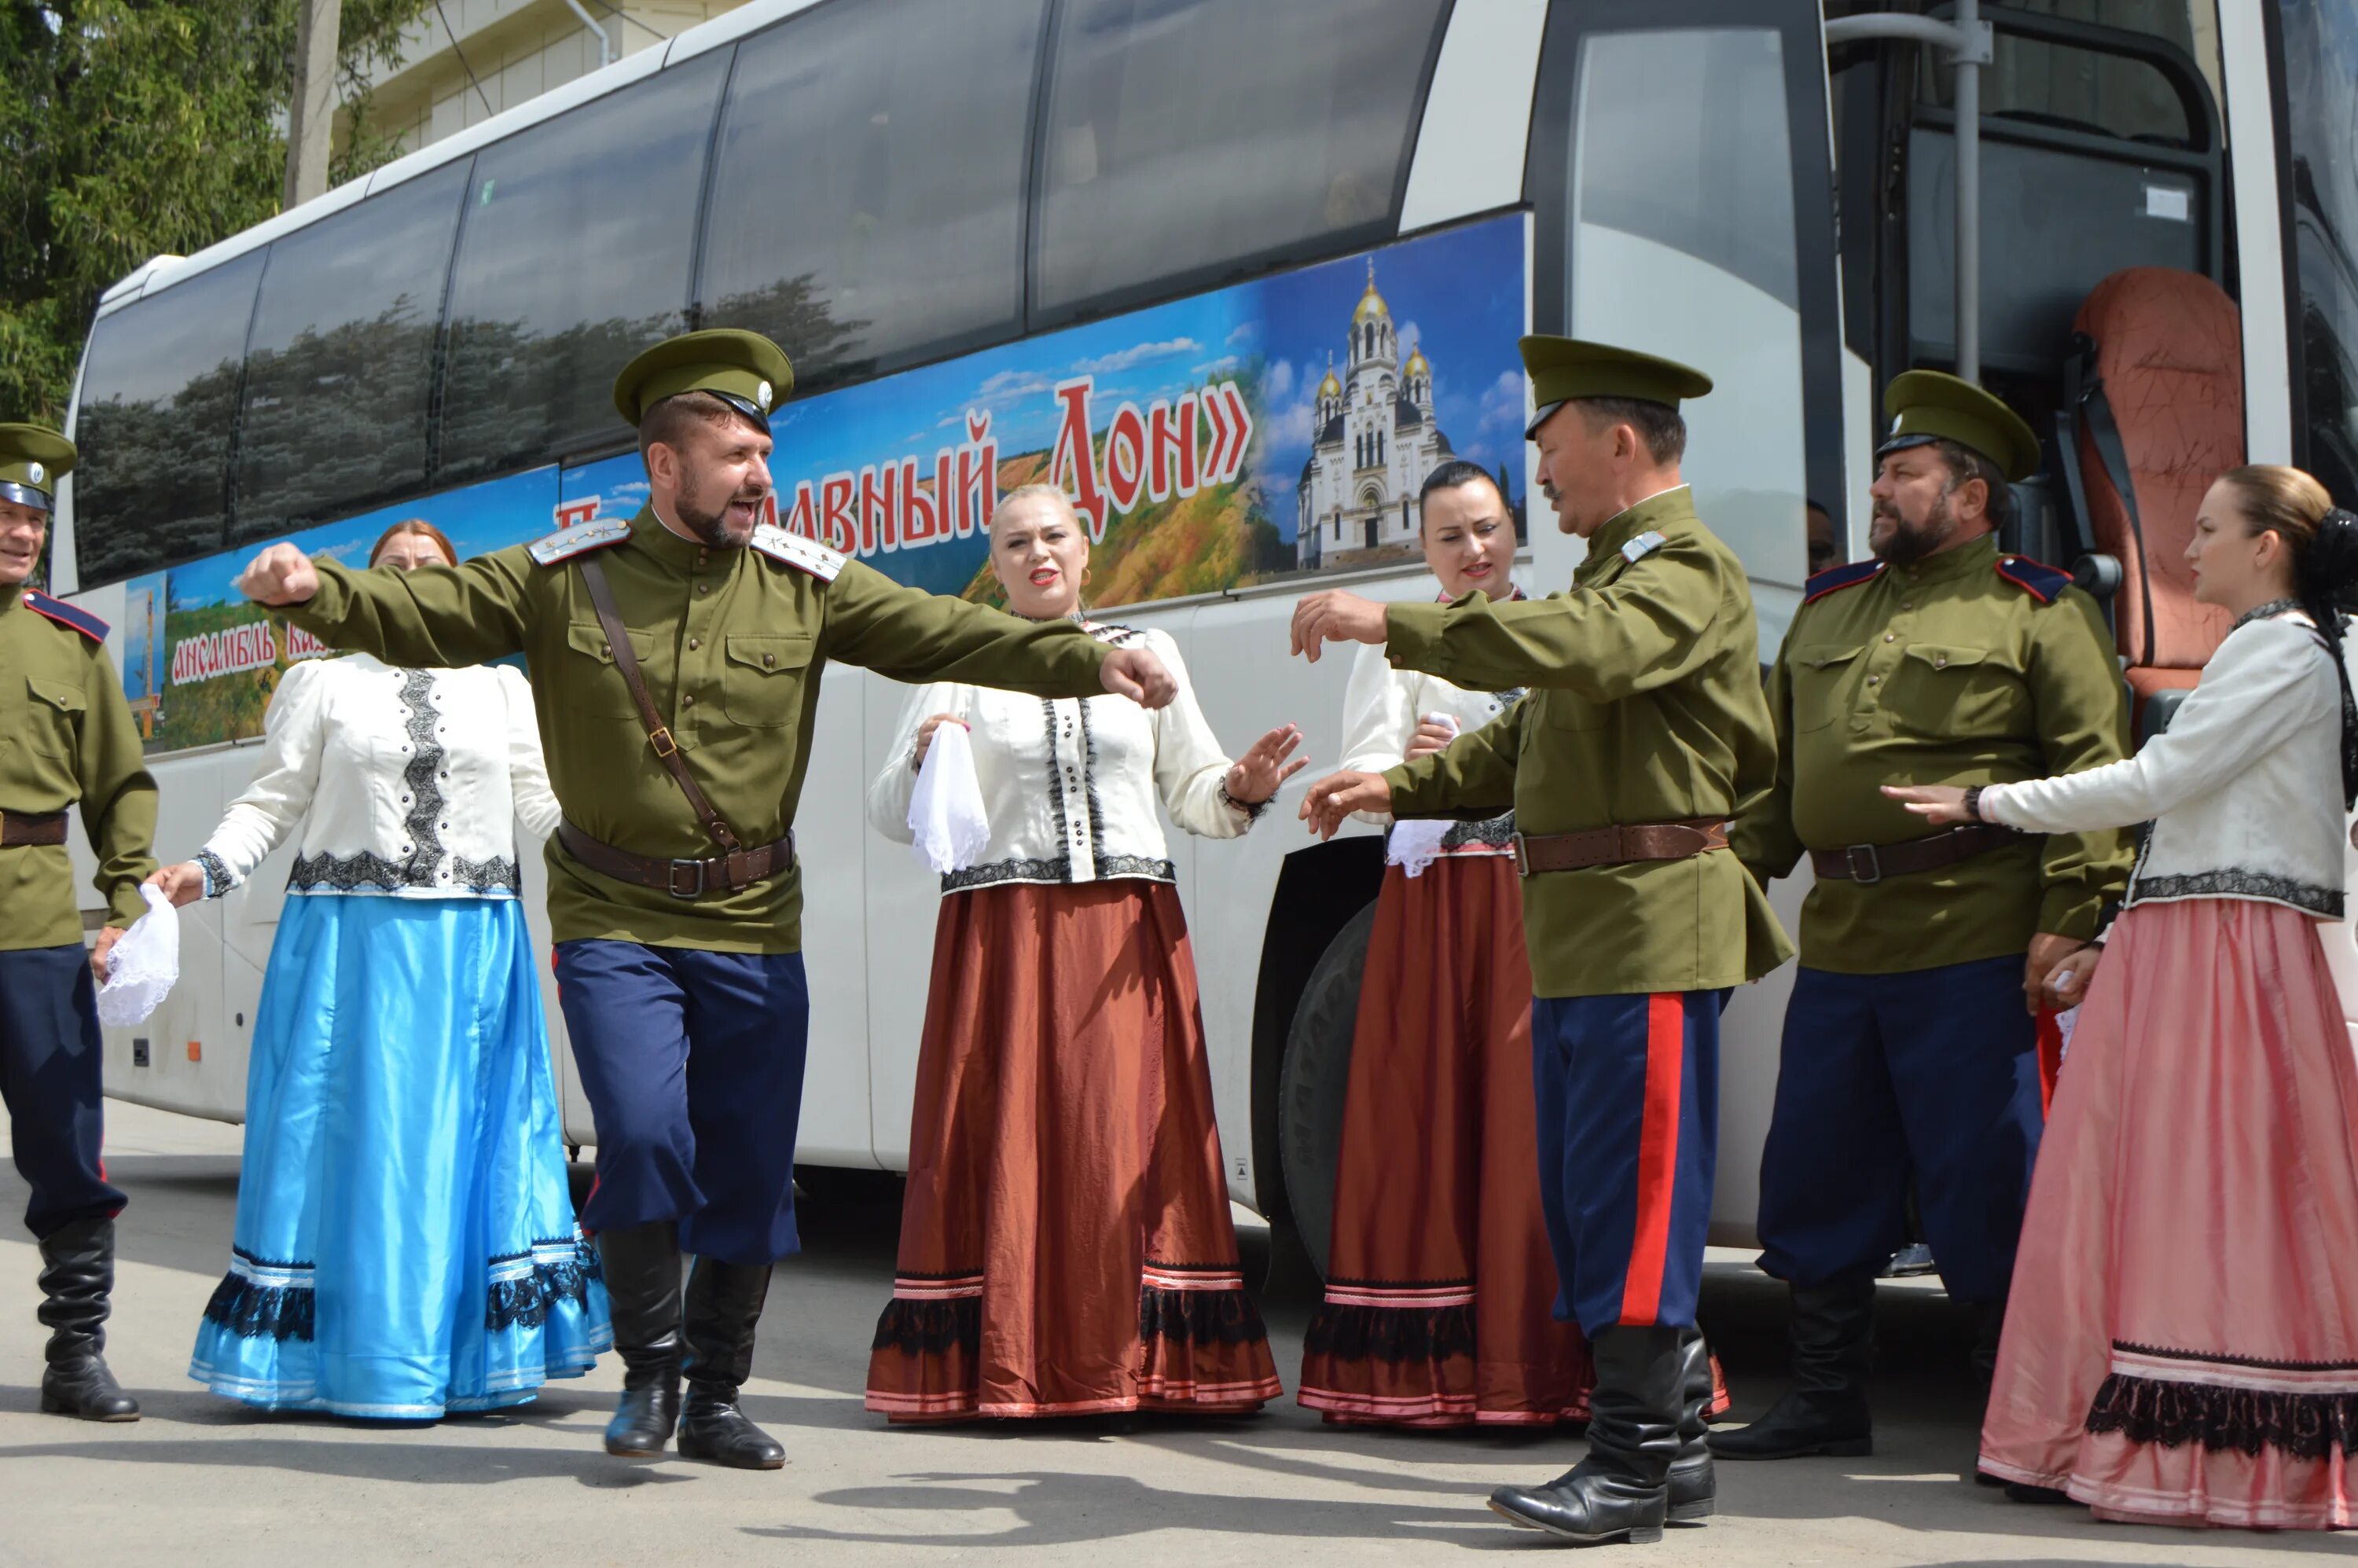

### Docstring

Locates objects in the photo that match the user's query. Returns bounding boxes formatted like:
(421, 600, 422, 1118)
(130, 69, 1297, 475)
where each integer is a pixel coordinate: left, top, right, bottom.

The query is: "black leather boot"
(1708, 1279, 1874, 1460)
(37, 1217, 139, 1421)
(598, 1223, 683, 1458)
(675, 1257, 785, 1471)
(1970, 1298, 2007, 1387)
(1666, 1329, 1715, 1521)
(1489, 1325, 1683, 1544)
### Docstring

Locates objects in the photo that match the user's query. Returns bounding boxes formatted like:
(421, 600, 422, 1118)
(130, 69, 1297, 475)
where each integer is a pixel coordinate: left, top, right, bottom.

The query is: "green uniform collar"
(630, 505, 717, 571)
(1587, 485, 1694, 564)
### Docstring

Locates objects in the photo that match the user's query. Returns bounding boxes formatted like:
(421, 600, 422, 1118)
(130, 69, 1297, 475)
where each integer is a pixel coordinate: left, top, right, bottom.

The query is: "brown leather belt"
(556, 820, 795, 899)
(1513, 818, 1728, 876)
(0, 810, 68, 847)
(1809, 824, 2023, 885)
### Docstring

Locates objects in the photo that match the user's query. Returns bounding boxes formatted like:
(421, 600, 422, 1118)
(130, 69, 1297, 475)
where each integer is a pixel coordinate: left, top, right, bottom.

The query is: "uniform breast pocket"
(1789, 644, 1864, 732)
(1890, 643, 2025, 737)
(722, 633, 813, 728)
(561, 622, 658, 718)
(24, 675, 84, 756)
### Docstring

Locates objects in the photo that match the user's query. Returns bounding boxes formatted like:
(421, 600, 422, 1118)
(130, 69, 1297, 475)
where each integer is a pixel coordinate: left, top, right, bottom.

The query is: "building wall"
(352, 0, 756, 154)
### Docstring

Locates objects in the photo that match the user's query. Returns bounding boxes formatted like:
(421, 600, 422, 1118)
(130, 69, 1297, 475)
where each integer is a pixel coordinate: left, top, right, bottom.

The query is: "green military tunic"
(1728, 533, 2133, 972)
(280, 510, 1114, 953)
(1380, 487, 1792, 998)
(0, 585, 157, 949)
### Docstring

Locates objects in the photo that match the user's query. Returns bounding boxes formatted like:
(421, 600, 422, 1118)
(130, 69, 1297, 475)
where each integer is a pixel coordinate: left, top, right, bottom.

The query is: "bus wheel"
(1276, 900, 1377, 1285)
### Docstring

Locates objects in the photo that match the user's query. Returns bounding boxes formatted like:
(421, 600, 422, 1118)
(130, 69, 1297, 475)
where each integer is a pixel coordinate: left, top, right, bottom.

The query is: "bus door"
(1525, 0, 1846, 1244)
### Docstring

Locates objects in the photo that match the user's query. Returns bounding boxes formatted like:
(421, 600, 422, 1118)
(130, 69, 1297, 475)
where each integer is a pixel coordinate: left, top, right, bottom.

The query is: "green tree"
(0, 0, 432, 420)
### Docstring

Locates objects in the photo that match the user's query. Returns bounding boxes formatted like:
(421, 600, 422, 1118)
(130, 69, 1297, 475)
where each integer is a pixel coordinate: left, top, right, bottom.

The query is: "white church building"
(1294, 259, 1458, 569)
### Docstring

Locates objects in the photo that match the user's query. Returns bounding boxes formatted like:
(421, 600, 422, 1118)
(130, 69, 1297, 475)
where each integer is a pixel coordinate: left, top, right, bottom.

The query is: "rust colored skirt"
(865, 879, 1281, 1421)
(1298, 856, 1595, 1426)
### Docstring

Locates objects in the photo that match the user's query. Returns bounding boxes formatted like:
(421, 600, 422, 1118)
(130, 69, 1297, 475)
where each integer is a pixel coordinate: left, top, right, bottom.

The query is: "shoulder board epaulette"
(1619, 530, 1668, 564)
(1802, 559, 1886, 604)
(21, 588, 107, 641)
(527, 517, 631, 566)
(749, 524, 845, 582)
(1994, 555, 2071, 604)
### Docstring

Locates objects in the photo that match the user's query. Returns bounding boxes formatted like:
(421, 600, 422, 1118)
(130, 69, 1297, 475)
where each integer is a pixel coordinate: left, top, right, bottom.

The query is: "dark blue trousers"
(1531, 990, 1724, 1338)
(554, 939, 810, 1268)
(1755, 957, 2043, 1304)
(0, 945, 126, 1239)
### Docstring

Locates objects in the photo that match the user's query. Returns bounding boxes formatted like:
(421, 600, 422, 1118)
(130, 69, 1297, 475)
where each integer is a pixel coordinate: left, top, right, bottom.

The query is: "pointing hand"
(1289, 590, 1388, 663)
(1298, 769, 1391, 839)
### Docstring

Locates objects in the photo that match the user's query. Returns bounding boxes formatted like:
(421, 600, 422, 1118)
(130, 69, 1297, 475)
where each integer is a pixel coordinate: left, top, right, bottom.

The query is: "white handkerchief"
(96, 884, 179, 1027)
(907, 722, 990, 874)
(1387, 818, 1453, 878)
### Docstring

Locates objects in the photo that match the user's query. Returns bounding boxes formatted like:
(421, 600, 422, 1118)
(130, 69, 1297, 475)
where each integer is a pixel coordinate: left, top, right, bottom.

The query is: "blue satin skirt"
(189, 894, 611, 1417)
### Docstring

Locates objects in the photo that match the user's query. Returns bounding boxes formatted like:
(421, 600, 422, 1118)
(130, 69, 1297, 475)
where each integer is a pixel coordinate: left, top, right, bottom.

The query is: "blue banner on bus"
(122, 212, 1526, 752)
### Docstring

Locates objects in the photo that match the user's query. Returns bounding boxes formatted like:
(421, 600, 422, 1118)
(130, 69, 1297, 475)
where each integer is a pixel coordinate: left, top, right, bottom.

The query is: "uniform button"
(689, 637, 701, 651)
(1884, 633, 1895, 643)
(697, 584, 710, 596)
(1867, 676, 1881, 686)
(1901, 602, 1914, 611)
(682, 693, 696, 707)
(1934, 655, 1948, 669)
(762, 654, 775, 668)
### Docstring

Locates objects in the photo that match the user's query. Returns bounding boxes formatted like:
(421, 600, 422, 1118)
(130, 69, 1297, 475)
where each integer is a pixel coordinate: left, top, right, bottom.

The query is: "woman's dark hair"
(2218, 465, 2358, 806)
(369, 517, 457, 567)
(1417, 459, 1508, 514)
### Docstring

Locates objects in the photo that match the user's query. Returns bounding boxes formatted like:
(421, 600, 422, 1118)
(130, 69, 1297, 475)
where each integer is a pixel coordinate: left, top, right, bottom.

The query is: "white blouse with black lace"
(193, 653, 560, 900)
(868, 622, 1255, 893)
(1981, 604, 2350, 920)
(1337, 635, 1521, 854)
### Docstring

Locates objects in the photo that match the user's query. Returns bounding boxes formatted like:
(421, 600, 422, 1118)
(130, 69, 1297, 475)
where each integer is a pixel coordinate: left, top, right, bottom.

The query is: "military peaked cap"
(1877, 369, 2041, 483)
(613, 329, 795, 431)
(1519, 336, 1713, 438)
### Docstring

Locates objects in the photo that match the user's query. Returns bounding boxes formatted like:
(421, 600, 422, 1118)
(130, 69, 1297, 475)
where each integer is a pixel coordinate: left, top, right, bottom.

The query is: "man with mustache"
(0, 423, 156, 1423)
(1291, 337, 1791, 1544)
(1718, 372, 2132, 1463)
(234, 330, 1177, 1471)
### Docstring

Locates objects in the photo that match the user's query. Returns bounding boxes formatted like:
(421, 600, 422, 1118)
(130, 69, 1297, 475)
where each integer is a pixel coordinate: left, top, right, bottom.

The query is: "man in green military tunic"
(1292, 338, 1791, 1545)
(1715, 373, 2132, 1463)
(0, 424, 156, 1422)
(234, 330, 1176, 1471)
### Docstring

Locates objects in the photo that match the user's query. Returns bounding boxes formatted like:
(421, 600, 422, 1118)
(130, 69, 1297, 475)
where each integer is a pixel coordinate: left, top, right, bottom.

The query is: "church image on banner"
(1295, 259, 1511, 571)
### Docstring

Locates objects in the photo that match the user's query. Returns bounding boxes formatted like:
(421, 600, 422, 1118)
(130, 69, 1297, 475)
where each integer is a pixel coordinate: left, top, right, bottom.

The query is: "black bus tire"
(1275, 899, 1378, 1285)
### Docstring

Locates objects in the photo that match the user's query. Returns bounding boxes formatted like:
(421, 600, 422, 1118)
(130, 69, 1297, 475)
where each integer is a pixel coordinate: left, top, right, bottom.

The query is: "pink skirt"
(1979, 898, 2358, 1529)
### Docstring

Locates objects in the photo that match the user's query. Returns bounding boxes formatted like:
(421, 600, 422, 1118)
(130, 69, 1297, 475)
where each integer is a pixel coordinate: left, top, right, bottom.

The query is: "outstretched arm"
(821, 562, 1171, 707)
(241, 542, 531, 668)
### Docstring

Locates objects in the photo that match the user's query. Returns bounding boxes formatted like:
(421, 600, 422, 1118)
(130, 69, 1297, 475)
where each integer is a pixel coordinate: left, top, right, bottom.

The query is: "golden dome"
(1404, 339, 1429, 378)
(1351, 257, 1390, 325)
(1317, 354, 1341, 400)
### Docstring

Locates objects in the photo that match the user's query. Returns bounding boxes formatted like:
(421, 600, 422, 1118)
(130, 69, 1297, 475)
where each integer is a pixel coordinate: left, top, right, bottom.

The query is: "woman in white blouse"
(1296, 461, 1604, 1431)
(862, 484, 1303, 1421)
(150, 520, 608, 1419)
(1890, 466, 2358, 1530)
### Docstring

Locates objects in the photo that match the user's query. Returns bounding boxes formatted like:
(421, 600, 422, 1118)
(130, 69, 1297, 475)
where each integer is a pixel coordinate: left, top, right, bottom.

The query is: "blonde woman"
(864, 485, 1302, 1420)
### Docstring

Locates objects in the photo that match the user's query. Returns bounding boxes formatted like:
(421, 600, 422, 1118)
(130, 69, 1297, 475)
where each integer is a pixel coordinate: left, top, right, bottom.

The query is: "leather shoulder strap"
(576, 555, 741, 855)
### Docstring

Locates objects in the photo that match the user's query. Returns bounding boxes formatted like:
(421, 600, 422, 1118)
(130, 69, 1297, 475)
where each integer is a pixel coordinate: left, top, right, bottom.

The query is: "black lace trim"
(1438, 811, 1516, 850)
(1218, 780, 1271, 822)
(2231, 598, 2306, 632)
(1302, 1301, 1477, 1364)
(872, 1295, 982, 1356)
(2086, 1372, 2358, 1461)
(1139, 1286, 1271, 1348)
(1078, 689, 1111, 851)
(397, 668, 446, 868)
(195, 847, 238, 898)
(483, 1237, 604, 1331)
(938, 853, 1175, 893)
(2126, 866, 2343, 918)
(203, 1269, 316, 1342)
(2116, 1339, 2358, 1373)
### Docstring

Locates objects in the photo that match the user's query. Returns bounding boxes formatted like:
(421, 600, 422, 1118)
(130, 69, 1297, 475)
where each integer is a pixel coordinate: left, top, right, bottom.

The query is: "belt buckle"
(1511, 832, 1532, 878)
(1843, 843, 1882, 885)
(667, 858, 707, 898)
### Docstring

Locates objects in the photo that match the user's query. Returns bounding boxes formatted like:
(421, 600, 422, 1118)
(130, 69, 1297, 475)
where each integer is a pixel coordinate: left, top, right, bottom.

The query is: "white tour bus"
(46, 0, 2357, 1271)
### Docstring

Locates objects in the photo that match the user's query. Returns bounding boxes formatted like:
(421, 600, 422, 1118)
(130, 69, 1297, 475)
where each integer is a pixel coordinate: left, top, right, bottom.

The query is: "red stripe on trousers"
(1618, 994, 1685, 1325)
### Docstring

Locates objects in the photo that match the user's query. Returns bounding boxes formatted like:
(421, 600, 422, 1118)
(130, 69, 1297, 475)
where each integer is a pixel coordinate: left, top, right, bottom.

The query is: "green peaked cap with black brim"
(612, 329, 795, 433)
(0, 424, 75, 513)
(1877, 369, 2042, 483)
(1519, 336, 1713, 439)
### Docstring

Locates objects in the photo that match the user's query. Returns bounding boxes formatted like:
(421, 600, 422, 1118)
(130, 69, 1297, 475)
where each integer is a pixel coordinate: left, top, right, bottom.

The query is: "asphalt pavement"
(0, 1100, 2334, 1566)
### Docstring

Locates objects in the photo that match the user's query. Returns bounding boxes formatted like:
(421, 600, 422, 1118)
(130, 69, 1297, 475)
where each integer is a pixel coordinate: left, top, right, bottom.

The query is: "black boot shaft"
(681, 1258, 773, 1395)
(1667, 1329, 1716, 1521)
(596, 1224, 683, 1457)
(1709, 1279, 1875, 1461)
(1489, 1324, 1684, 1544)
(35, 1217, 139, 1421)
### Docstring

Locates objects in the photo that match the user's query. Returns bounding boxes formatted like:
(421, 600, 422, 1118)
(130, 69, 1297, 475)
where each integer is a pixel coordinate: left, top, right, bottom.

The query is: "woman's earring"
(1082, 565, 1093, 586)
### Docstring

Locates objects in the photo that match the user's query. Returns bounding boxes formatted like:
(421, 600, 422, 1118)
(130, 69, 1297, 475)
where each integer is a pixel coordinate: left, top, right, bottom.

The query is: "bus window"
(1564, 28, 1808, 589)
(1033, 0, 1448, 321)
(1915, 5, 2212, 148)
(435, 51, 726, 484)
(696, 0, 1044, 395)
(2280, 0, 2358, 501)
(71, 250, 266, 589)
(230, 161, 471, 544)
